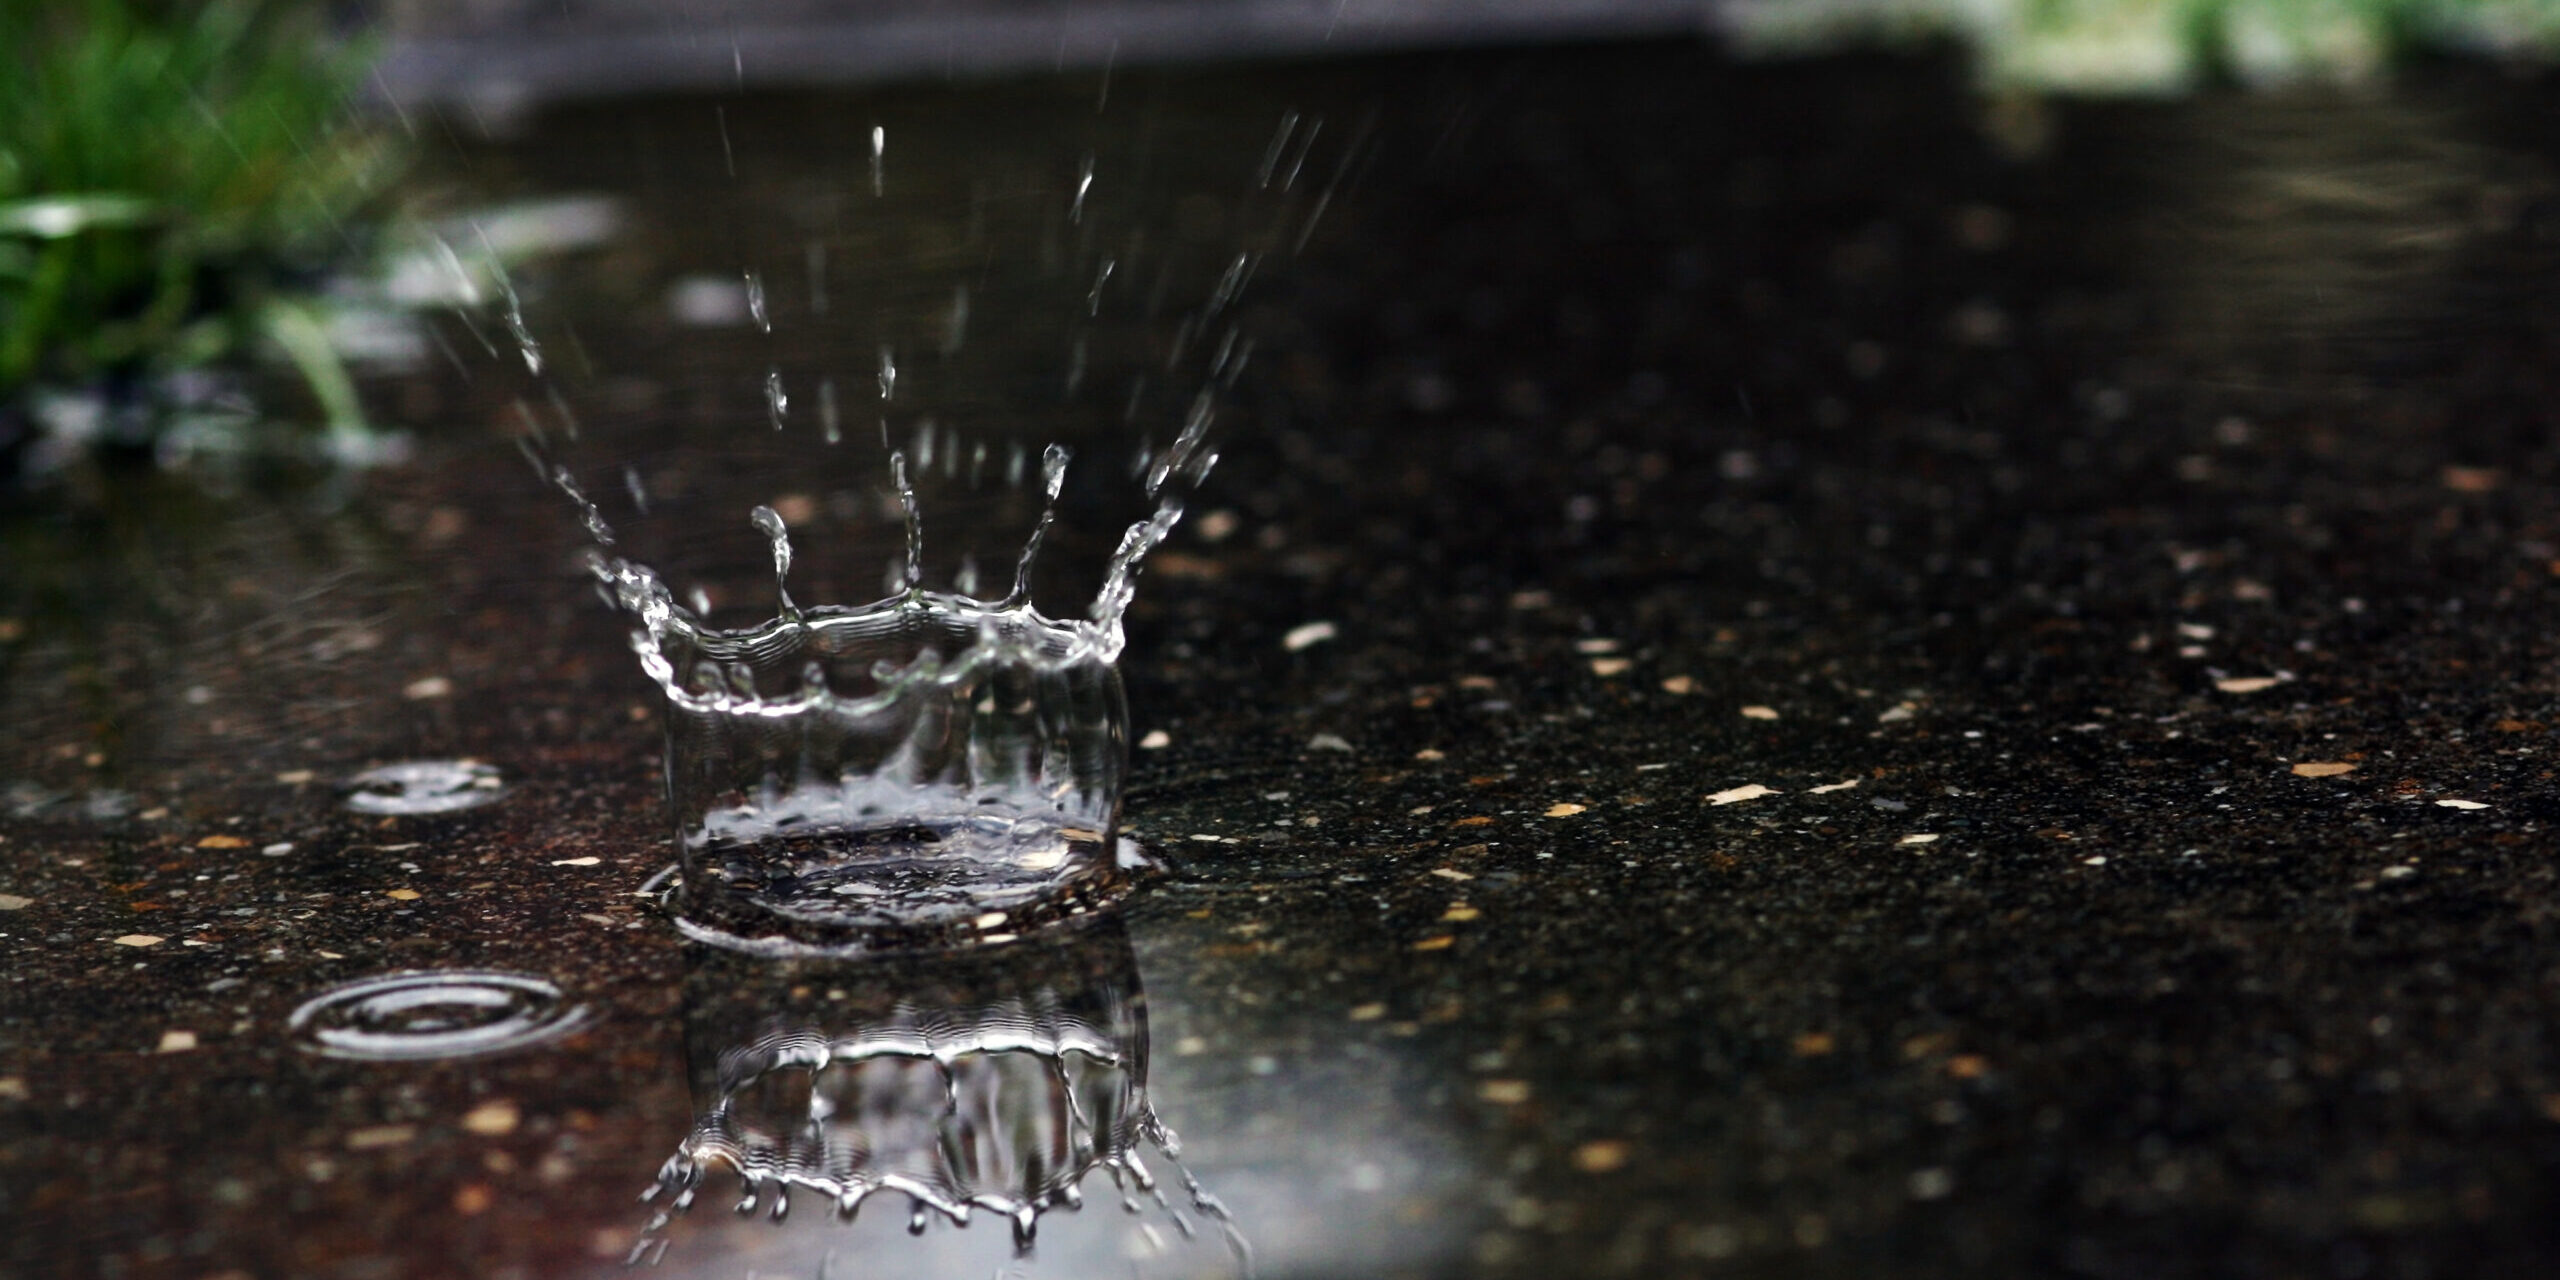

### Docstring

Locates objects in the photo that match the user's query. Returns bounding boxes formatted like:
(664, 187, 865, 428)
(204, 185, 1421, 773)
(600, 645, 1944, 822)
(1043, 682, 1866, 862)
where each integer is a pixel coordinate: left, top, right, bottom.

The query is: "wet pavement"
(12, 39, 2560, 1280)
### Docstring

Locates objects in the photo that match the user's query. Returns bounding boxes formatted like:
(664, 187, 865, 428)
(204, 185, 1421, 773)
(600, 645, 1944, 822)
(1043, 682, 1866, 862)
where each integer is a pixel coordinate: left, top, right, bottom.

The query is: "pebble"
(113, 934, 164, 948)
(1283, 621, 1338, 651)
(196, 835, 250, 850)
(403, 676, 453, 700)
(1573, 1140, 1631, 1173)
(1705, 784, 1777, 806)
(156, 1030, 198, 1054)
(1809, 779, 1860, 794)
(462, 1100, 521, 1136)
(385, 889, 422, 901)
(1660, 675, 1697, 695)
(2436, 799, 2489, 810)
(549, 857, 601, 867)
(1477, 1080, 1532, 1104)
(1588, 657, 1632, 677)
(1348, 1003, 1387, 1021)
(1308, 733, 1354, 752)
(1544, 802, 1587, 817)
(1139, 729, 1172, 750)
(1899, 834, 1940, 846)
(1741, 705, 1779, 720)
(344, 1125, 417, 1151)
(2292, 761, 2357, 778)
(2216, 676, 2282, 694)
(0, 894, 30, 911)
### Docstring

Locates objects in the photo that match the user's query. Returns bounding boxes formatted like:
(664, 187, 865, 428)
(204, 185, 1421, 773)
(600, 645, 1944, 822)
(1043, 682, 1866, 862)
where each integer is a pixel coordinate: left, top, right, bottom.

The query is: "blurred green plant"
(0, 0, 397, 454)
(1731, 0, 2560, 92)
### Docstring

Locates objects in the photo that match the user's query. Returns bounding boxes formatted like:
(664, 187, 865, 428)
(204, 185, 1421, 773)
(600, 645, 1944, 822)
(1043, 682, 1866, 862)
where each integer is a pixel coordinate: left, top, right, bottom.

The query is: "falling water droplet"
(746, 270, 769, 332)
(765, 368, 789, 429)
(870, 125, 886, 196)
(818, 377, 841, 444)
(1071, 154, 1095, 223)
(1256, 110, 1299, 189)
(877, 345, 897, 401)
(805, 239, 829, 314)
(1087, 258, 1115, 316)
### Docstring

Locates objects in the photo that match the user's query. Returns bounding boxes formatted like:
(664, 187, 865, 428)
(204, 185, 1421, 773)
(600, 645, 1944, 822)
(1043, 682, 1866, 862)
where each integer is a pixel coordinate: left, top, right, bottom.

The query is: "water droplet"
(343, 760, 507, 815)
(288, 971, 591, 1061)
(765, 368, 788, 429)
(745, 270, 769, 332)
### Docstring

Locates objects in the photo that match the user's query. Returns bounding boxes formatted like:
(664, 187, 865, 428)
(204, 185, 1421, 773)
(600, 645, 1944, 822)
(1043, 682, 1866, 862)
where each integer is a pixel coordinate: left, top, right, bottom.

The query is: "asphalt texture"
(10, 39, 2560, 1280)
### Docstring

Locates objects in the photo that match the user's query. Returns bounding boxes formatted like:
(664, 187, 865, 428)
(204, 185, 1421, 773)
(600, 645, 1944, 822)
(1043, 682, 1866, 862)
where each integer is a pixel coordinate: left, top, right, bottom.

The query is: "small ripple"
(288, 970, 591, 1061)
(343, 760, 506, 815)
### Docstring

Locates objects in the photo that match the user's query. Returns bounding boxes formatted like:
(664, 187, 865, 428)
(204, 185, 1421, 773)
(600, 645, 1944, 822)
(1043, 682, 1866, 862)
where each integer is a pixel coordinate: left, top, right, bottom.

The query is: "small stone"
(549, 857, 602, 867)
(453, 1183, 495, 1216)
(1809, 779, 1860, 794)
(1283, 621, 1337, 652)
(1574, 638, 1621, 655)
(261, 843, 294, 857)
(1572, 1140, 1631, 1173)
(0, 1077, 26, 1100)
(1138, 729, 1172, 750)
(1706, 784, 1777, 806)
(2436, 799, 2489, 810)
(2443, 465, 2503, 493)
(0, 894, 30, 911)
(1476, 1079, 1532, 1105)
(1441, 904, 1481, 922)
(344, 1124, 417, 1151)
(1660, 675, 1696, 695)
(1792, 1032, 1836, 1057)
(1740, 705, 1779, 720)
(275, 770, 315, 785)
(1415, 748, 1447, 761)
(1544, 802, 1587, 817)
(1899, 833, 1940, 846)
(1588, 657, 1632, 677)
(385, 889, 422, 901)
(1308, 733, 1354, 752)
(156, 1029, 198, 1054)
(1877, 703, 1916, 723)
(196, 835, 250, 849)
(113, 934, 163, 948)
(2216, 676, 2281, 694)
(403, 676, 453, 700)
(461, 1100, 521, 1136)
(1348, 1003, 1387, 1021)
(2292, 761, 2357, 778)
(1908, 1167, 1956, 1201)
(1412, 935, 1456, 952)
(1429, 867, 1475, 882)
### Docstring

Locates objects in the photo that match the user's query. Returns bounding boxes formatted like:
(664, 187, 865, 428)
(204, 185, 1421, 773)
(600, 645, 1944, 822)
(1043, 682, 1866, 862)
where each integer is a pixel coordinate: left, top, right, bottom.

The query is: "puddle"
(341, 760, 507, 815)
(287, 970, 592, 1060)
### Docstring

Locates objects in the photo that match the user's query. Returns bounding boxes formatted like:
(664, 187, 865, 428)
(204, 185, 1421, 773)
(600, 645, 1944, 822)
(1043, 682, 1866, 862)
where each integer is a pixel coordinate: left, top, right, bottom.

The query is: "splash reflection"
(637, 914, 1246, 1276)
